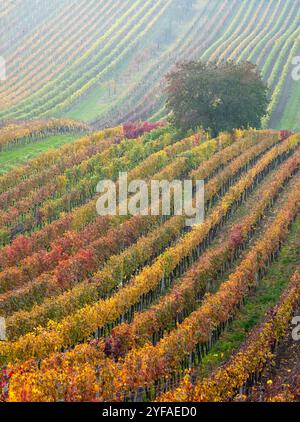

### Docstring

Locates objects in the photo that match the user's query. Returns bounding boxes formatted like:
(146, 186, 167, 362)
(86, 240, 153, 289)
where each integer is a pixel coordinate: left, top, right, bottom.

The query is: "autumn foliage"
(0, 125, 299, 403)
(123, 121, 164, 139)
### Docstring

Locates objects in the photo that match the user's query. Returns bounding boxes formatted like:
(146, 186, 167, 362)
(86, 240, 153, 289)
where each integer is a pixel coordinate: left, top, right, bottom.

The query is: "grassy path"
(277, 78, 300, 131)
(191, 181, 300, 379)
(0, 133, 79, 174)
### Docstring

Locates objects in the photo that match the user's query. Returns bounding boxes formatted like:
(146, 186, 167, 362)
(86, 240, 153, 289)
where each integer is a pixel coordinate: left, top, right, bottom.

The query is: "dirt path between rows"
(249, 313, 300, 401)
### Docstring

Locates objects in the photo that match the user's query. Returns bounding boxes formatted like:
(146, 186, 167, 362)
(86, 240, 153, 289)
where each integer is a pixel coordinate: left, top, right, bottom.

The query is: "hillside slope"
(0, 126, 300, 402)
(0, 0, 299, 129)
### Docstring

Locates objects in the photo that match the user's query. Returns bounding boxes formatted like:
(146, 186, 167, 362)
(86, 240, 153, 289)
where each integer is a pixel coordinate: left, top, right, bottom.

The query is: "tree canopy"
(165, 61, 269, 136)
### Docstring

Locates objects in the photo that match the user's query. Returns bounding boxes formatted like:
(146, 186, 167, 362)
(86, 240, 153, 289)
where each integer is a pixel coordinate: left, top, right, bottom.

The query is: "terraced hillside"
(0, 0, 299, 130)
(0, 124, 300, 402)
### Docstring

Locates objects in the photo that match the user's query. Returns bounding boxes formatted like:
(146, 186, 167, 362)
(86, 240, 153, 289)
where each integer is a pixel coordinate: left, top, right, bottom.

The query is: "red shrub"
(280, 130, 293, 141)
(123, 121, 163, 139)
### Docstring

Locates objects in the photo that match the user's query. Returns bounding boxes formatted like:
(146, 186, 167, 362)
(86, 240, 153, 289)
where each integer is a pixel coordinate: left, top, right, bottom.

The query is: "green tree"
(165, 61, 269, 137)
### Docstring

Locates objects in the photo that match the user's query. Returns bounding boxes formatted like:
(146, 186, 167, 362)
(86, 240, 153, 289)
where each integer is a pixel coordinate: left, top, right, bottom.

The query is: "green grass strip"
(0, 134, 79, 175)
(198, 213, 300, 378)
